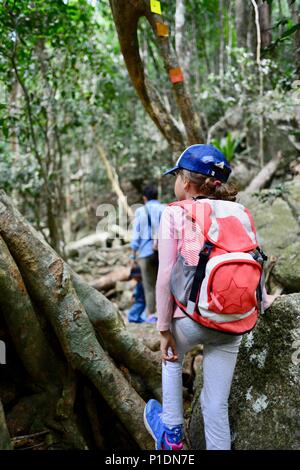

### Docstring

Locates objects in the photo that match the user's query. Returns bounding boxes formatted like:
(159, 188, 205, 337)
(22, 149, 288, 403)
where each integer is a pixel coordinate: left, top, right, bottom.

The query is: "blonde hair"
(180, 169, 238, 202)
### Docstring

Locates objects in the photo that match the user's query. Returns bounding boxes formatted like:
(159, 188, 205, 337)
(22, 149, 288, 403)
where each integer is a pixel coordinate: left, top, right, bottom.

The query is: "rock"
(284, 176, 300, 222)
(225, 107, 244, 129)
(238, 177, 300, 291)
(188, 294, 300, 449)
(230, 162, 256, 190)
(273, 241, 300, 292)
(246, 195, 299, 252)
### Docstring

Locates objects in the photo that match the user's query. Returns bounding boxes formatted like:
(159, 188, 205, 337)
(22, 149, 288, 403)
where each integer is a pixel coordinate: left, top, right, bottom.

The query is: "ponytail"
(180, 169, 238, 202)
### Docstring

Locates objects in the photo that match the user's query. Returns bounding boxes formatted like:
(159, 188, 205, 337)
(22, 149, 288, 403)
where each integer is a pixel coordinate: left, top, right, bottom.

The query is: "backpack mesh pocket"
(170, 254, 197, 307)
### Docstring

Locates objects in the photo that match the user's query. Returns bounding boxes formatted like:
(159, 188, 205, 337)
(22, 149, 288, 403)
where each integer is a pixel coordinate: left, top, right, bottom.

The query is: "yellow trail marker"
(156, 22, 169, 37)
(150, 0, 162, 15)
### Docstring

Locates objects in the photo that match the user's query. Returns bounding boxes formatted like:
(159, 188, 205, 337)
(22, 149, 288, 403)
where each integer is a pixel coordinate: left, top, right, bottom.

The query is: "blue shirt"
(130, 200, 165, 259)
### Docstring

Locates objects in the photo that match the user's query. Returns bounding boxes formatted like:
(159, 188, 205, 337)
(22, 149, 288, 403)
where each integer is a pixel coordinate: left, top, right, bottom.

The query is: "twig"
(251, 0, 261, 65)
(11, 430, 49, 442)
(251, 0, 265, 168)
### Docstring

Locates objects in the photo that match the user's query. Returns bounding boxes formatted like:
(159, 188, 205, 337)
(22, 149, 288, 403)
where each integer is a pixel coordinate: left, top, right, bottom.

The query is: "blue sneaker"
(144, 314, 157, 324)
(144, 399, 183, 450)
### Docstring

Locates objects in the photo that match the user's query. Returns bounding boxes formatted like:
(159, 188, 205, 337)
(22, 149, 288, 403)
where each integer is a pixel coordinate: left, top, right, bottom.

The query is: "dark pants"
(138, 253, 159, 314)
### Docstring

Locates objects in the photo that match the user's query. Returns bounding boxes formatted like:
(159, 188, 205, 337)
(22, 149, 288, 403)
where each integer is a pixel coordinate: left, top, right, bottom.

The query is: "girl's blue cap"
(163, 144, 232, 182)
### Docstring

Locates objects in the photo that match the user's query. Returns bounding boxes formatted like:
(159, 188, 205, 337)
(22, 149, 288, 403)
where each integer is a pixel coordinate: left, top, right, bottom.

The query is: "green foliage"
(0, 0, 136, 213)
(211, 132, 241, 163)
(0, 0, 299, 238)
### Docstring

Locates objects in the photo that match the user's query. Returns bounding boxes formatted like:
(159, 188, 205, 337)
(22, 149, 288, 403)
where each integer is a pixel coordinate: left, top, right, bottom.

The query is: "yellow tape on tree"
(150, 0, 161, 15)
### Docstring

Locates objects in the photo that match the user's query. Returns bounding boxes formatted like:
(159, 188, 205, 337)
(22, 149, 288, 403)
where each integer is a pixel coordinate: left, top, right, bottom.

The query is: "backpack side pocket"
(170, 254, 197, 307)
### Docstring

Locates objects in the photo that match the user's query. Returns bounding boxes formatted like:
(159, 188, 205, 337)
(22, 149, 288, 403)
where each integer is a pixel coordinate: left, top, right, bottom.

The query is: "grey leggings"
(138, 254, 158, 314)
(162, 317, 242, 450)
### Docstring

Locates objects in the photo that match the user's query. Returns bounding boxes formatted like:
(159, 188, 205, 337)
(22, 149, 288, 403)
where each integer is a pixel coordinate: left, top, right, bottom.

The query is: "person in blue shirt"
(130, 185, 165, 323)
(127, 266, 146, 323)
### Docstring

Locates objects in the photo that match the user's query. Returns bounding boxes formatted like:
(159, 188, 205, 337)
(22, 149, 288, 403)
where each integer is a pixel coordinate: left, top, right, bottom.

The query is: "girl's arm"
(156, 206, 180, 332)
(262, 285, 281, 310)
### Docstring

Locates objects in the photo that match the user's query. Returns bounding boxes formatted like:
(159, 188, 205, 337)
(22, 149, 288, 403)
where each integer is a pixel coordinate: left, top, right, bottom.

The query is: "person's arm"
(156, 206, 180, 332)
(130, 209, 141, 260)
(262, 285, 280, 310)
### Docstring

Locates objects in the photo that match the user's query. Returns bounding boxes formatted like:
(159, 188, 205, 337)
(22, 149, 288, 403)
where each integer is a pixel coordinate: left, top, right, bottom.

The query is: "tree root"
(0, 190, 156, 449)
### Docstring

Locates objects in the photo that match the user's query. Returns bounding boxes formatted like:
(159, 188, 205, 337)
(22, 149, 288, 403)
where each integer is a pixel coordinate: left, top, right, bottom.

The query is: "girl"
(144, 144, 277, 451)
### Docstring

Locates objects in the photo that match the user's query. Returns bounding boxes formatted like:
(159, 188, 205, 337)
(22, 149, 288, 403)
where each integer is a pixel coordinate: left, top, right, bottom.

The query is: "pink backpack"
(169, 198, 267, 335)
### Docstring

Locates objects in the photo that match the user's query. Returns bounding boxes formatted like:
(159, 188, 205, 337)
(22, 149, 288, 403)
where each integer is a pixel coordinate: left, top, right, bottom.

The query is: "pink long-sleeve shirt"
(156, 205, 186, 331)
(156, 203, 269, 332)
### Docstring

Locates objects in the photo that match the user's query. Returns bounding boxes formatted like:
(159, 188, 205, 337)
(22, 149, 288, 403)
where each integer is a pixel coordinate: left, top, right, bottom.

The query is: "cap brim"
(162, 166, 179, 176)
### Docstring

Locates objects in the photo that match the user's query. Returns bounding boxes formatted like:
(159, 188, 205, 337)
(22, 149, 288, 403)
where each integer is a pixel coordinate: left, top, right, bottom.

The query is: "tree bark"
(236, 0, 249, 48)
(289, 0, 300, 74)
(98, 143, 134, 221)
(0, 190, 158, 449)
(258, 0, 272, 49)
(109, 0, 184, 150)
(0, 233, 89, 449)
(175, 0, 187, 71)
(73, 273, 162, 399)
(109, 0, 204, 148)
(0, 400, 12, 450)
(0, 235, 64, 388)
(219, 0, 225, 80)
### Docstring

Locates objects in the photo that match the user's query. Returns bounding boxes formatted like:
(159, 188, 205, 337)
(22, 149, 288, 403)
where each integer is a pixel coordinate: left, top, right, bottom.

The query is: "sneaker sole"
(143, 405, 159, 450)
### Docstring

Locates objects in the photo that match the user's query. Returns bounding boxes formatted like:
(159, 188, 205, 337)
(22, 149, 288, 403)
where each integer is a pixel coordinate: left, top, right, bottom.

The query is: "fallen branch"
(90, 266, 131, 291)
(244, 151, 283, 193)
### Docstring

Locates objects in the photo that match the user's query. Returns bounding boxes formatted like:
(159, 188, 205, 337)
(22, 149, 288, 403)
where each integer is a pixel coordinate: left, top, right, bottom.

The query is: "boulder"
(238, 176, 300, 291)
(272, 241, 300, 292)
(230, 162, 256, 190)
(188, 294, 300, 449)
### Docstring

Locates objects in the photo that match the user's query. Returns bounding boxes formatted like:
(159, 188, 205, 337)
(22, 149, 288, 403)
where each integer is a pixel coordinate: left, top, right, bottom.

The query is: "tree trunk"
(98, 143, 134, 221)
(236, 0, 249, 48)
(0, 401, 12, 450)
(109, 0, 204, 148)
(289, 0, 300, 74)
(258, 0, 272, 49)
(175, 0, 187, 72)
(219, 0, 225, 81)
(73, 274, 162, 398)
(0, 190, 161, 450)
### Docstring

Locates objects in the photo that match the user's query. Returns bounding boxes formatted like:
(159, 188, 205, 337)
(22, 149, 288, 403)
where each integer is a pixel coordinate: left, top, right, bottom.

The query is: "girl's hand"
(263, 293, 280, 310)
(262, 286, 282, 311)
(160, 330, 178, 363)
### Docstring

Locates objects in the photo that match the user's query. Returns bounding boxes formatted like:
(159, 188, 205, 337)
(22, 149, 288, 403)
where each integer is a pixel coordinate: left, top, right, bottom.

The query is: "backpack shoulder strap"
(186, 240, 214, 314)
(144, 205, 152, 239)
(169, 199, 210, 236)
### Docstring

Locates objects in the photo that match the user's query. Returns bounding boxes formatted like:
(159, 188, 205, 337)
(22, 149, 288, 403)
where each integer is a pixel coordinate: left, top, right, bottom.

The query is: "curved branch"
(110, 0, 184, 149)
(110, 0, 204, 147)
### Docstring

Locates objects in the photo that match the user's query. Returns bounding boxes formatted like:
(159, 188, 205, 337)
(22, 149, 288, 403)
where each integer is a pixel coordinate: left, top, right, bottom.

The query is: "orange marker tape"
(156, 22, 169, 37)
(169, 67, 184, 84)
(150, 0, 161, 15)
